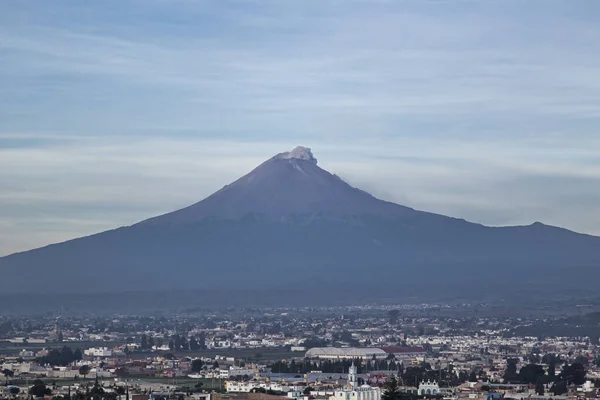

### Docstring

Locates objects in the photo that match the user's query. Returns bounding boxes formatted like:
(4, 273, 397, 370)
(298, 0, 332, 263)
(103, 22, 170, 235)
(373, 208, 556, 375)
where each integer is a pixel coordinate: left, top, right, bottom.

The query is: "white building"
(225, 381, 257, 393)
(19, 349, 35, 358)
(306, 348, 387, 360)
(330, 364, 381, 400)
(418, 380, 440, 396)
(225, 381, 305, 394)
(228, 366, 255, 378)
(84, 347, 112, 357)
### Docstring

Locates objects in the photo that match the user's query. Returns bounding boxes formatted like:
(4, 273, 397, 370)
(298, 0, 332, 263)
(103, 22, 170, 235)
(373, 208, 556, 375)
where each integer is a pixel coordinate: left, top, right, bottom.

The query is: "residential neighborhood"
(1, 305, 599, 400)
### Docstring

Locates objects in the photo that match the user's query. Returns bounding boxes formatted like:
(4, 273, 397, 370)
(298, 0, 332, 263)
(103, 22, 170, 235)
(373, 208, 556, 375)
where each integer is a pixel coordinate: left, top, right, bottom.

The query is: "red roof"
(378, 346, 425, 353)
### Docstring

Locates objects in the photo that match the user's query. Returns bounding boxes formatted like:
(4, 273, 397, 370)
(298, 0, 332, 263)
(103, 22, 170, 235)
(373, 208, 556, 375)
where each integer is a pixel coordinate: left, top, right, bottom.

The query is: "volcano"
(141, 146, 415, 224)
(1, 146, 599, 304)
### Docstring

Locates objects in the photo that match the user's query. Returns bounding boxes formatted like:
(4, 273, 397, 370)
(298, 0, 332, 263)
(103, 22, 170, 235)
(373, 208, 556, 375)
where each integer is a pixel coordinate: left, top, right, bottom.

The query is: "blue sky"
(1, 0, 600, 256)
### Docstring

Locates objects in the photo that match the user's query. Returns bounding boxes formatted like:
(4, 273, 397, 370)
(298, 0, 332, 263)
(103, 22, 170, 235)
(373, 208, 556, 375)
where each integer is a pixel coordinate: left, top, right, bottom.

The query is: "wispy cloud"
(2, 134, 600, 256)
(1, 0, 600, 255)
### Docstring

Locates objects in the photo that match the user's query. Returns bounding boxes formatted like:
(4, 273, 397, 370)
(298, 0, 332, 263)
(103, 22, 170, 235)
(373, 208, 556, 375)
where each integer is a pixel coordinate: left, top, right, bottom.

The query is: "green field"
(0, 342, 297, 362)
(9, 377, 225, 391)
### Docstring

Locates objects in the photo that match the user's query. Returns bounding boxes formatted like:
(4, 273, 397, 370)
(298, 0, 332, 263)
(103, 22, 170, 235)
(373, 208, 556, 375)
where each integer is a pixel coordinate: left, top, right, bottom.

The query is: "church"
(418, 380, 440, 396)
(330, 363, 382, 400)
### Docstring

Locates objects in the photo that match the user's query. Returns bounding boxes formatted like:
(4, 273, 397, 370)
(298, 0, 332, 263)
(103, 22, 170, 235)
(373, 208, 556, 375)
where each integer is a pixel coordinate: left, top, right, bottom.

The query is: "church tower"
(348, 362, 357, 390)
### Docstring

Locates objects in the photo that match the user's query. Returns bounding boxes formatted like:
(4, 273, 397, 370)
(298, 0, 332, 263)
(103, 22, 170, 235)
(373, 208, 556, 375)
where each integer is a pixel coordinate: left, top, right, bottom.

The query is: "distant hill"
(2, 146, 599, 305)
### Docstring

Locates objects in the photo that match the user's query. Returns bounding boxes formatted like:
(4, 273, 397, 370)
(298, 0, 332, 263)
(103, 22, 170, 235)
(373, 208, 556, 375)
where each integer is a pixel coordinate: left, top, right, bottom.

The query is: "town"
(1, 304, 599, 400)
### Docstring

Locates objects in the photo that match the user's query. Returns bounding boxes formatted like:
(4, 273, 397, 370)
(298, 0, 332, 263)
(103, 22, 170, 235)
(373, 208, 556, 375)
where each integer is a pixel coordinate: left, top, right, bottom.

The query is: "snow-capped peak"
(275, 146, 318, 164)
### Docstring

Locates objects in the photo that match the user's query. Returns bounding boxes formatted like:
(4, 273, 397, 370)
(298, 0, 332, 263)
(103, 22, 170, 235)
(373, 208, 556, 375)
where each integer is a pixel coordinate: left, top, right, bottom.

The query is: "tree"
(30, 379, 52, 397)
(57, 331, 64, 342)
(191, 359, 204, 372)
(503, 359, 519, 383)
(303, 337, 328, 349)
(518, 364, 545, 384)
(551, 381, 568, 395)
(382, 376, 402, 400)
(574, 355, 589, 367)
(2, 368, 14, 383)
(188, 384, 202, 394)
(402, 366, 427, 387)
(141, 335, 148, 350)
(468, 371, 478, 382)
(542, 354, 562, 365)
(548, 364, 556, 381)
(198, 332, 207, 349)
(535, 381, 545, 396)
(59, 346, 75, 366)
(181, 336, 189, 351)
(172, 334, 182, 351)
(39, 346, 81, 366)
(339, 331, 355, 344)
(79, 365, 91, 379)
(114, 367, 129, 378)
(90, 381, 105, 398)
(388, 310, 400, 325)
(561, 363, 586, 385)
(148, 336, 155, 349)
(528, 353, 541, 364)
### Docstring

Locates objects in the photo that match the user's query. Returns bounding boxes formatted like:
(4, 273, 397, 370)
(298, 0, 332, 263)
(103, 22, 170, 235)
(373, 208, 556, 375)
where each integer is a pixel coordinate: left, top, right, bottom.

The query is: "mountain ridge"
(1, 146, 599, 302)
(137, 146, 418, 226)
